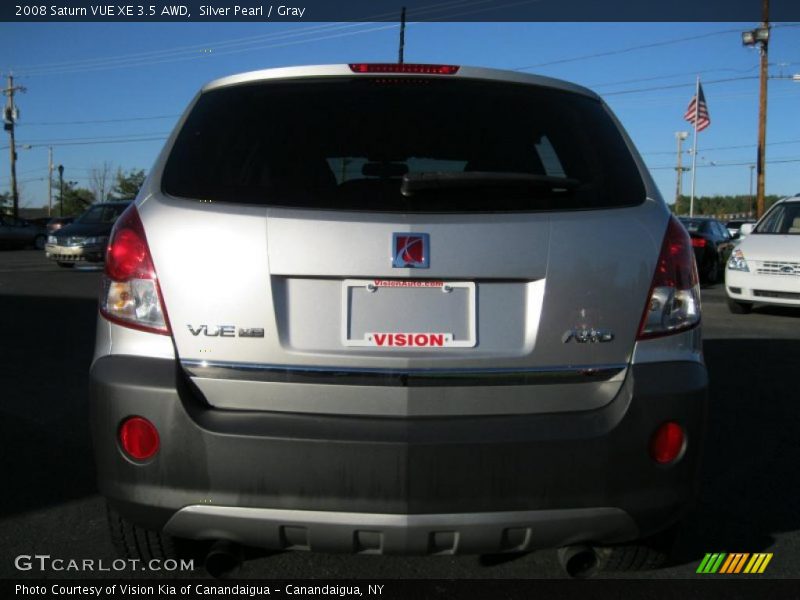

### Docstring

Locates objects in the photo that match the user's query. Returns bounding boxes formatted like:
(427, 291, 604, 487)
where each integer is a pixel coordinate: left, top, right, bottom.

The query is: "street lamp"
(674, 131, 689, 208)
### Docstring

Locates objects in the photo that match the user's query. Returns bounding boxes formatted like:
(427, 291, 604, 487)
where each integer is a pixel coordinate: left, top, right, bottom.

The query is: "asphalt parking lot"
(0, 249, 798, 580)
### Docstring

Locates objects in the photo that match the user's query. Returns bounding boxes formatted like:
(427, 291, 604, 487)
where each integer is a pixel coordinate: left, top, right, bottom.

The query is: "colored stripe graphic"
(698, 552, 773, 574)
(697, 553, 726, 573)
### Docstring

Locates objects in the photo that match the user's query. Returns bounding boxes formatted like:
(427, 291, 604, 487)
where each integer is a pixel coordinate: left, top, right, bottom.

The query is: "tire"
(33, 235, 46, 250)
(56, 262, 75, 268)
(727, 297, 753, 314)
(594, 525, 678, 573)
(106, 504, 203, 564)
(704, 256, 720, 284)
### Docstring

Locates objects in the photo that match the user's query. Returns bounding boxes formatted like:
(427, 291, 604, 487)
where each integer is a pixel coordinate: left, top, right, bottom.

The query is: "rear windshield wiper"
(400, 171, 580, 197)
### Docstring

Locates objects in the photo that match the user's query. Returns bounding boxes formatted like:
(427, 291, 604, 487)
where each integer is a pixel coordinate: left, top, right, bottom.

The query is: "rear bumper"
(90, 356, 708, 554)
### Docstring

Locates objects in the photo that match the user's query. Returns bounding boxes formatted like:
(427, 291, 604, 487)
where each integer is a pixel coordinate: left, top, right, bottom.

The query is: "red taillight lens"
(119, 416, 160, 460)
(649, 422, 685, 465)
(349, 63, 460, 75)
(691, 237, 707, 248)
(637, 215, 701, 339)
(100, 204, 170, 335)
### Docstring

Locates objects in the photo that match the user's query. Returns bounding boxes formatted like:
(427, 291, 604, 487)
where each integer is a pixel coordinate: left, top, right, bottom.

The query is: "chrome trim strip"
(181, 359, 627, 387)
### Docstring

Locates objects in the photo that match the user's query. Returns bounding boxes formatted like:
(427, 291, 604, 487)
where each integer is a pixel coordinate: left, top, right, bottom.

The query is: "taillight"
(691, 237, 707, 248)
(348, 63, 460, 75)
(637, 215, 701, 339)
(100, 204, 170, 335)
(119, 416, 160, 460)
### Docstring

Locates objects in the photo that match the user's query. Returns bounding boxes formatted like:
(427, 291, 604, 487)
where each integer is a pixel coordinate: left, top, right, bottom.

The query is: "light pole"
(675, 131, 689, 209)
(741, 0, 770, 218)
(58, 164, 64, 217)
(48, 147, 53, 217)
(748, 164, 755, 217)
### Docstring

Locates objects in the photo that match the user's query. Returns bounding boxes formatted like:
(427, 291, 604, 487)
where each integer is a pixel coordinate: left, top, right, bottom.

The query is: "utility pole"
(58, 164, 64, 217)
(674, 131, 689, 208)
(398, 6, 406, 64)
(2, 73, 26, 219)
(48, 146, 53, 216)
(742, 0, 770, 217)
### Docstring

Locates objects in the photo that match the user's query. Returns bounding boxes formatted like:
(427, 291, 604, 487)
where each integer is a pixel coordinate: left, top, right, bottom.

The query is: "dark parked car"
(47, 216, 75, 233)
(45, 201, 131, 267)
(679, 216, 735, 283)
(0, 214, 47, 249)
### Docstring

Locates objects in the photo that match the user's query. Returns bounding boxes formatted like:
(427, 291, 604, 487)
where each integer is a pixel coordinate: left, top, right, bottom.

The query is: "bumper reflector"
(649, 421, 685, 465)
(119, 416, 160, 460)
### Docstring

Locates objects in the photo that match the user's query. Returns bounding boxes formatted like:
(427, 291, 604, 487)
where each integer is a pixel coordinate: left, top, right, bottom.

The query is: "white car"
(726, 194, 800, 313)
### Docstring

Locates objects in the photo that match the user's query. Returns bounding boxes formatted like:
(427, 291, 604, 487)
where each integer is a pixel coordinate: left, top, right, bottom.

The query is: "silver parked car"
(90, 64, 707, 577)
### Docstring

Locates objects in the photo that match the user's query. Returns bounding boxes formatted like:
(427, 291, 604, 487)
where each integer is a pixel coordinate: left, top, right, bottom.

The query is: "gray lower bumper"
(164, 506, 636, 555)
(91, 356, 708, 554)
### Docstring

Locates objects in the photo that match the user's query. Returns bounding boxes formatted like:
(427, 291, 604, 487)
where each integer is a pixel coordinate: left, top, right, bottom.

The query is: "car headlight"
(727, 248, 749, 272)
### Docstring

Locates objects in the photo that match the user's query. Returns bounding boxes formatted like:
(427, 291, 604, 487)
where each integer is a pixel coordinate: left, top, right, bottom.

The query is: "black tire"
(56, 261, 75, 268)
(106, 504, 204, 564)
(727, 297, 753, 314)
(33, 235, 46, 250)
(594, 525, 678, 573)
(704, 256, 720, 284)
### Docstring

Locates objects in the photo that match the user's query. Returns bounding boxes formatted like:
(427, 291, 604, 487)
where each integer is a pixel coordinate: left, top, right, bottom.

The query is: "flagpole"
(688, 75, 700, 217)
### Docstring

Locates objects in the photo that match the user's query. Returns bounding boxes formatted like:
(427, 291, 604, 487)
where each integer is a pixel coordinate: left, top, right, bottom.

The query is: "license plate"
(341, 279, 476, 348)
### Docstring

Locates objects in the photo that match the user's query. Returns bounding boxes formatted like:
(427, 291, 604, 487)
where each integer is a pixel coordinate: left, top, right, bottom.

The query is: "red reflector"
(119, 416, 160, 460)
(691, 237, 707, 248)
(649, 422, 685, 465)
(349, 63, 459, 75)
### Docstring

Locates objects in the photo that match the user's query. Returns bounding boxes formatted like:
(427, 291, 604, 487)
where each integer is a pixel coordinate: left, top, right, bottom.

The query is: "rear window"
(162, 77, 646, 212)
(679, 219, 707, 234)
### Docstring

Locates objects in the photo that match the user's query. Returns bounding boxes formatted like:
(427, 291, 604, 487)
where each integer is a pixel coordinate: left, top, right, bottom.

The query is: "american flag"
(684, 83, 710, 132)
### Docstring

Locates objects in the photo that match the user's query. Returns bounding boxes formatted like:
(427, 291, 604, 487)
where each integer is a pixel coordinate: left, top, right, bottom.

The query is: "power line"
(601, 75, 759, 97)
(0, 136, 168, 150)
(15, 132, 170, 144)
(512, 27, 744, 72)
(641, 138, 800, 156)
(648, 157, 800, 170)
(19, 114, 179, 126)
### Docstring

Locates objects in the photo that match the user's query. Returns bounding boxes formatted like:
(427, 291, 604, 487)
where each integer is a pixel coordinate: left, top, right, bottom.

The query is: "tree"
(89, 161, 114, 203)
(0, 191, 10, 216)
(53, 179, 94, 216)
(111, 168, 146, 200)
(672, 194, 782, 217)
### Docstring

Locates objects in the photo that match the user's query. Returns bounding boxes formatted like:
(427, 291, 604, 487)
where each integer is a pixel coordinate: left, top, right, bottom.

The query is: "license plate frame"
(341, 279, 476, 348)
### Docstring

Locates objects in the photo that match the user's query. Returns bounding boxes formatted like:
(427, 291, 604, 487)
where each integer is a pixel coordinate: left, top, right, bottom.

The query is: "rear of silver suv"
(90, 63, 707, 576)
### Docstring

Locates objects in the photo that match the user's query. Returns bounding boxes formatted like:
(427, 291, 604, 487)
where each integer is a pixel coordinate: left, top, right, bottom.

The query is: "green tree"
(111, 168, 146, 199)
(0, 191, 10, 216)
(53, 179, 94, 216)
(672, 194, 781, 217)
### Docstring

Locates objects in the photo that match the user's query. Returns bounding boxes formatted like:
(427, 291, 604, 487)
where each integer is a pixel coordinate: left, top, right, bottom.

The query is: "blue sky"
(1, 21, 799, 208)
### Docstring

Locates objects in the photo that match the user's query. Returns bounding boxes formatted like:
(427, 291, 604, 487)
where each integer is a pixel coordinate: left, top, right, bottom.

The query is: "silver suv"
(90, 64, 707, 577)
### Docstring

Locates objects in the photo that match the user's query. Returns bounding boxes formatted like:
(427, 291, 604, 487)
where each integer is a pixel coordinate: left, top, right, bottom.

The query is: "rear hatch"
(140, 65, 665, 416)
